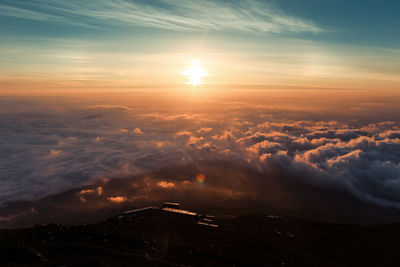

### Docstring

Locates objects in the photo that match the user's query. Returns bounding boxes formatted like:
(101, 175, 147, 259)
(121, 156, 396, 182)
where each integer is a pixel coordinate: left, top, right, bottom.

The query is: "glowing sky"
(1, 0, 400, 92)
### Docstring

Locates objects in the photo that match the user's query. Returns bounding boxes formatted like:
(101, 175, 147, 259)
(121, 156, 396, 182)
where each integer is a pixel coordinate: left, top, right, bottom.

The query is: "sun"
(182, 61, 207, 85)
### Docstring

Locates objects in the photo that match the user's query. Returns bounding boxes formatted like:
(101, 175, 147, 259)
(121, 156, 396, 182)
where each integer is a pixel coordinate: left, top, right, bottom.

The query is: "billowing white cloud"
(107, 196, 127, 203)
(157, 181, 175, 189)
(198, 127, 212, 133)
(133, 128, 143, 134)
(176, 131, 192, 137)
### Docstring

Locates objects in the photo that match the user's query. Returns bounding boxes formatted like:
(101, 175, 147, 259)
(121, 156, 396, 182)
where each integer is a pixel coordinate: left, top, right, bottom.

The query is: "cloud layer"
(0, 93, 400, 219)
(0, 0, 322, 33)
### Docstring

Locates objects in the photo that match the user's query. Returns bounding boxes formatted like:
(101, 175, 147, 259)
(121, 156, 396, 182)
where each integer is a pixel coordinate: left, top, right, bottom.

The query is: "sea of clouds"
(0, 93, 400, 212)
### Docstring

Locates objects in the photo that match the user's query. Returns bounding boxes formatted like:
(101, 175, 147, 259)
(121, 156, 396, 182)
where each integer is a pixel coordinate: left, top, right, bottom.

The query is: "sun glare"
(183, 61, 207, 85)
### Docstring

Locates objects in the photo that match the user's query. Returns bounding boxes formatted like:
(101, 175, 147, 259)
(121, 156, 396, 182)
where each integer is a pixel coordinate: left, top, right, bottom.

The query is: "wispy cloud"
(0, 0, 323, 33)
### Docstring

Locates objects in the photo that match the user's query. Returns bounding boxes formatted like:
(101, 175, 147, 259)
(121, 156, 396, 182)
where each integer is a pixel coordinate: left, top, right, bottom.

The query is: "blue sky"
(2, 0, 398, 44)
(277, 0, 400, 46)
(0, 0, 399, 90)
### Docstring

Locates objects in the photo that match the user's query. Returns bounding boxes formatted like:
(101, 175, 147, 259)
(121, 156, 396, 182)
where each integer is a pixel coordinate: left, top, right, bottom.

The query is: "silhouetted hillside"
(1, 208, 399, 266)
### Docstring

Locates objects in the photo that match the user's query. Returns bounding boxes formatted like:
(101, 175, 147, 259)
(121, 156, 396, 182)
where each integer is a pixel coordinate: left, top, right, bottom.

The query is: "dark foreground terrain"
(1, 207, 399, 267)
